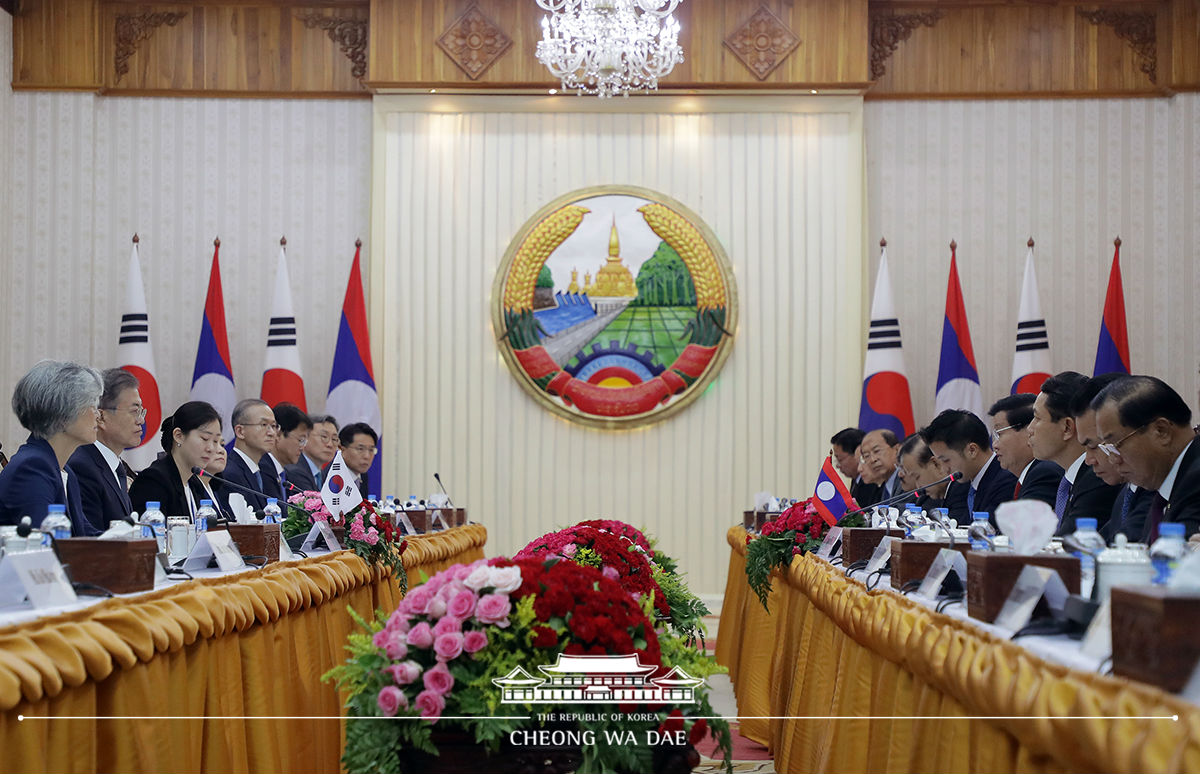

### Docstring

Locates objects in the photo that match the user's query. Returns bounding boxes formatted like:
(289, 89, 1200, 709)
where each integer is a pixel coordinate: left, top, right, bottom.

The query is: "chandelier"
(535, 0, 684, 98)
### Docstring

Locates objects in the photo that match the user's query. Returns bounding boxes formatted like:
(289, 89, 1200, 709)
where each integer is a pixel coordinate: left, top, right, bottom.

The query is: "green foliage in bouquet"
(745, 498, 828, 611)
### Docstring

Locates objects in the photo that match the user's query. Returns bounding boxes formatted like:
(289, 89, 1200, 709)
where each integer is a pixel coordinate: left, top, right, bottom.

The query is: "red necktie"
(1013, 481, 1022, 497)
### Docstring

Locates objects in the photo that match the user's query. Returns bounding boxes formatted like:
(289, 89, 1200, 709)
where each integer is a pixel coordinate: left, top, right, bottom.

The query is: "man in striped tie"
(1092, 376, 1200, 543)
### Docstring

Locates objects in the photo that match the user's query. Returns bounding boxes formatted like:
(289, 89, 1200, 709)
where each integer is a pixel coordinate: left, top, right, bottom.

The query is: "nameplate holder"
(207, 529, 247, 572)
(993, 565, 1070, 635)
(154, 553, 169, 586)
(865, 537, 898, 576)
(278, 533, 297, 561)
(816, 527, 843, 561)
(430, 509, 449, 532)
(0, 550, 78, 608)
(916, 548, 968, 600)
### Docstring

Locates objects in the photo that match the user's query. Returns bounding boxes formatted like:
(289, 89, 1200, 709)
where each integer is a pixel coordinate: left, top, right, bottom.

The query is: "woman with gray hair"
(0, 360, 104, 534)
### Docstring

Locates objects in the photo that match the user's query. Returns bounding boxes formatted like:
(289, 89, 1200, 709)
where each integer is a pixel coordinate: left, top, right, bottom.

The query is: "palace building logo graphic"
(492, 653, 703, 705)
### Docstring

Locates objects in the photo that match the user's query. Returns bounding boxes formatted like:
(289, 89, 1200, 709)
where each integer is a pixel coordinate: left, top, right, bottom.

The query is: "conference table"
(0, 523, 488, 774)
(715, 526, 1200, 773)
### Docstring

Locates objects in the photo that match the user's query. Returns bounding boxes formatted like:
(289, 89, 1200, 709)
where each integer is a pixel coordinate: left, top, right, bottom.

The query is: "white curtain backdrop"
(371, 96, 867, 590)
(0, 85, 371, 454)
(866, 97, 1200, 423)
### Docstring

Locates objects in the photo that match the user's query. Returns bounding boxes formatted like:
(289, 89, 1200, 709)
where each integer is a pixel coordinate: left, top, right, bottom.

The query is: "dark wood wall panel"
(8, 0, 1198, 97)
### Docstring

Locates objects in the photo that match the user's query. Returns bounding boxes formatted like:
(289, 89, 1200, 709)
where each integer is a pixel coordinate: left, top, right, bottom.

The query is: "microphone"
(433, 472, 454, 507)
(843, 471, 963, 518)
(191, 467, 268, 521)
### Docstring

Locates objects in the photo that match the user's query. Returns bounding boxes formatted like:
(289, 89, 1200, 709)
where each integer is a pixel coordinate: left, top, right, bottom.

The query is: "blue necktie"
(1119, 486, 1133, 531)
(1054, 477, 1071, 526)
(254, 469, 264, 492)
(967, 487, 976, 513)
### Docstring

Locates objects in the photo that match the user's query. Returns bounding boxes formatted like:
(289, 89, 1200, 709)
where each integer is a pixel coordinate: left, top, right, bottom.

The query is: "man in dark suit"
(987, 393, 1063, 508)
(860, 429, 908, 506)
(1029, 371, 1120, 536)
(339, 422, 378, 496)
(1093, 375, 1200, 541)
(66, 369, 144, 531)
(286, 414, 338, 492)
(220, 398, 284, 510)
(1072, 373, 1150, 541)
(267, 402, 312, 497)
(921, 409, 1017, 526)
(831, 428, 879, 507)
(897, 433, 951, 510)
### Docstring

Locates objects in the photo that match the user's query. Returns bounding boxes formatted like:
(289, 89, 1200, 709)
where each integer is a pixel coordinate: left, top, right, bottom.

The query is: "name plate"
(278, 533, 297, 561)
(0, 550, 78, 608)
(993, 565, 1070, 634)
(916, 548, 967, 600)
(1081, 597, 1113, 660)
(865, 537, 898, 575)
(816, 527, 843, 561)
(181, 530, 247, 572)
(301, 521, 342, 552)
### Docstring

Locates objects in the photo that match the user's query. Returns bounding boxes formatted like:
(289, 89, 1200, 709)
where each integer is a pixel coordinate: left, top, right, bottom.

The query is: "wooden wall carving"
(297, 12, 370, 81)
(113, 10, 186, 82)
(723, 6, 801, 81)
(435, 4, 512, 81)
(868, 10, 943, 80)
(1078, 8, 1157, 84)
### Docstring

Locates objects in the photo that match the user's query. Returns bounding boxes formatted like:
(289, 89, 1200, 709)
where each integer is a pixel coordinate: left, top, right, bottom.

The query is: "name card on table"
(1080, 597, 1113, 660)
(916, 548, 968, 600)
(816, 527, 843, 561)
(300, 521, 342, 553)
(0, 550, 78, 608)
(278, 533, 297, 562)
(993, 565, 1070, 634)
(181, 530, 248, 573)
(865, 537, 899, 575)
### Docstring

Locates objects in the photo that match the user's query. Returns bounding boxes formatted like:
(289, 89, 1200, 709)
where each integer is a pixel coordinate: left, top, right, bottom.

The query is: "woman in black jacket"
(129, 401, 223, 520)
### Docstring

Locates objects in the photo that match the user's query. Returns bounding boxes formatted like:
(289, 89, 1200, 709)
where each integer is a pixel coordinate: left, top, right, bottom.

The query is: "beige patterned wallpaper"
(866, 97, 1200, 426)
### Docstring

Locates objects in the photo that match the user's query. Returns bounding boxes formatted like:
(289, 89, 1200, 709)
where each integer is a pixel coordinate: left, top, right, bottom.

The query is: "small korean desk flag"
(320, 450, 363, 519)
(813, 456, 857, 527)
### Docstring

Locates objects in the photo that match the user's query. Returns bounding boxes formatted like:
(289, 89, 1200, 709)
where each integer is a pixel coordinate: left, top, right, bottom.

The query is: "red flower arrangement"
(516, 525, 670, 617)
(745, 498, 830, 610)
(576, 518, 653, 552)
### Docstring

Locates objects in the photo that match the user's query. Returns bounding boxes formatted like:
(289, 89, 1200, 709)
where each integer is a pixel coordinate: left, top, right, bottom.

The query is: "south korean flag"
(320, 450, 364, 518)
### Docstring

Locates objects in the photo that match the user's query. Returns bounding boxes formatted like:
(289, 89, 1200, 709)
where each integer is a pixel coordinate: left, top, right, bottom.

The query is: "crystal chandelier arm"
(633, 0, 679, 18)
(536, 0, 579, 12)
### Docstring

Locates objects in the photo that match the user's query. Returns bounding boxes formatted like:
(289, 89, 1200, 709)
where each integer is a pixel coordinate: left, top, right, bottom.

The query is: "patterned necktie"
(967, 487, 976, 513)
(1119, 486, 1133, 532)
(1146, 493, 1168, 544)
(1054, 477, 1071, 525)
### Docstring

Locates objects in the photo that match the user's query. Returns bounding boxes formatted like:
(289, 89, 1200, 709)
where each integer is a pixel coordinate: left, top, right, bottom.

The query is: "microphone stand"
(190, 467, 269, 523)
(434, 472, 454, 507)
(842, 471, 963, 519)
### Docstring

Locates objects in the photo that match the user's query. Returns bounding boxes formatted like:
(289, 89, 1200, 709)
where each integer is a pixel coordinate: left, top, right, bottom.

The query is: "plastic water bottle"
(968, 512, 997, 552)
(406, 495, 420, 510)
(263, 498, 282, 524)
(1070, 517, 1107, 597)
(380, 495, 396, 525)
(141, 501, 167, 552)
(1149, 523, 1186, 585)
(40, 504, 72, 546)
(195, 500, 216, 535)
(368, 493, 379, 508)
(902, 504, 923, 537)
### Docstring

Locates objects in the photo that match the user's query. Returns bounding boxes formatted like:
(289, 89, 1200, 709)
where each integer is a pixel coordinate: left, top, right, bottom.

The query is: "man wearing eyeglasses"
(286, 414, 338, 491)
(1092, 375, 1200, 542)
(987, 393, 1062, 508)
(220, 398, 284, 510)
(1069, 373, 1153, 542)
(66, 368, 143, 530)
(830, 428, 880, 507)
(339, 422, 378, 495)
(858, 430, 908, 506)
(1028, 371, 1119, 536)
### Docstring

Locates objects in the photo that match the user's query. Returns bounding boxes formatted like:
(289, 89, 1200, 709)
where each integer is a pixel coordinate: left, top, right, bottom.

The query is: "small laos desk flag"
(320, 450, 363, 519)
(326, 239, 383, 492)
(261, 237, 307, 410)
(1010, 238, 1053, 394)
(118, 235, 163, 471)
(934, 241, 983, 419)
(858, 239, 915, 438)
(190, 238, 238, 444)
(813, 456, 856, 526)
(1094, 237, 1131, 376)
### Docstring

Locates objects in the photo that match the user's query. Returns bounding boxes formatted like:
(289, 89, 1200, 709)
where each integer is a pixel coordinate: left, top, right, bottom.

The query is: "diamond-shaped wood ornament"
(724, 5, 801, 80)
(436, 4, 512, 80)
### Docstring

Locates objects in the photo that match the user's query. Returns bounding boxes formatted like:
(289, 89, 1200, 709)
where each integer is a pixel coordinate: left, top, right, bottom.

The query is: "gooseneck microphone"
(191, 467, 270, 522)
(842, 471, 963, 518)
(433, 472, 454, 507)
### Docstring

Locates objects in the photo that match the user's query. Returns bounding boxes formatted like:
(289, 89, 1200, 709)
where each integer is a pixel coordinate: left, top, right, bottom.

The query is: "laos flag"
(1093, 238, 1131, 375)
(190, 238, 237, 444)
(934, 242, 984, 419)
(858, 241, 915, 438)
(813, 456, 856, 526)
(1010, 241, 1053, 394)
(325, 240, 383, 492)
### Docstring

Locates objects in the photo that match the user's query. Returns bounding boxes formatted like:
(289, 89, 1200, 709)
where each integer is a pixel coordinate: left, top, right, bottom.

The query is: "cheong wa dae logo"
(492, 653, 703, 704)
